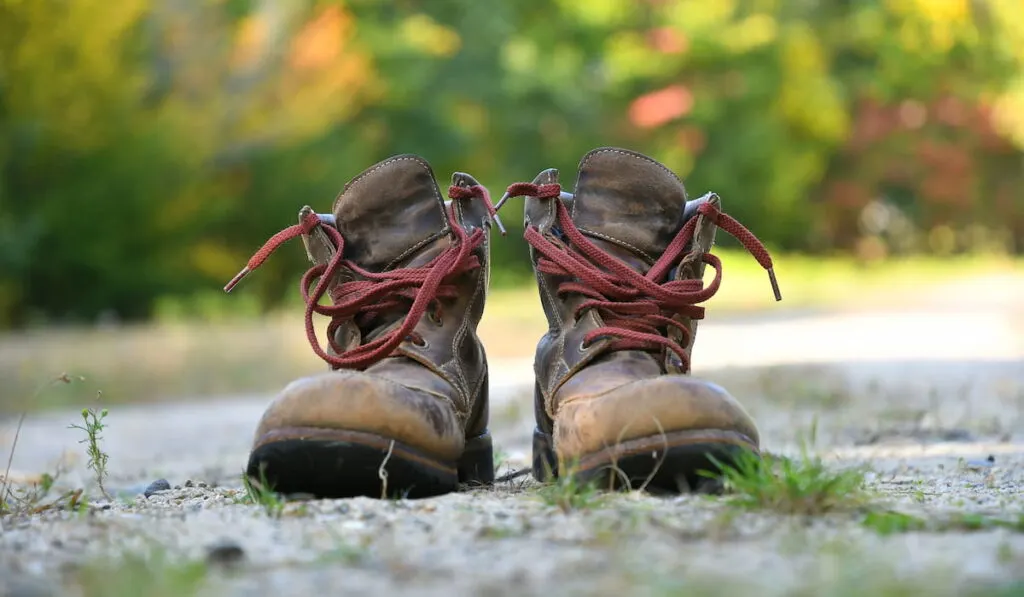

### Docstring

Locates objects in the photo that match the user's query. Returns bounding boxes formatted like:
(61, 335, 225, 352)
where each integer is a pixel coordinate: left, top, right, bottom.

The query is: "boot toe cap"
(552, 374, 759, 462)
(253, 371, 465, 461)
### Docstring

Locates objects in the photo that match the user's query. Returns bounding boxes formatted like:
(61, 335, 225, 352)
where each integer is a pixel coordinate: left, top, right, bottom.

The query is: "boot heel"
(458, 430, 494, 485)
(532, 427, 558, 481)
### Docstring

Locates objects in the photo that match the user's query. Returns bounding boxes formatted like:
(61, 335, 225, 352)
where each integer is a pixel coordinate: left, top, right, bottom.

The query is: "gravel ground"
(2, 291, 1023, 596)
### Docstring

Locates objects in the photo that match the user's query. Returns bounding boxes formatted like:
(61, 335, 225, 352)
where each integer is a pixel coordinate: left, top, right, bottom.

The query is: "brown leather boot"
(225, 155, 499, 498)
(499, 147, 781, 493)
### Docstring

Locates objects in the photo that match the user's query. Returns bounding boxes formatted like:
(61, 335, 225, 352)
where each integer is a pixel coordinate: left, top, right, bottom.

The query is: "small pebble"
(205, 540, 246, 568)
(143, 479, 171, 498)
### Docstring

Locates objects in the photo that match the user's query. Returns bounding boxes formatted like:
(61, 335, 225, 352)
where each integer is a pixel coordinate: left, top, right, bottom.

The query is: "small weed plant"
(68, 397, 112, 500)
(2, 373, 91, 517)
(241, 464, 284, 518)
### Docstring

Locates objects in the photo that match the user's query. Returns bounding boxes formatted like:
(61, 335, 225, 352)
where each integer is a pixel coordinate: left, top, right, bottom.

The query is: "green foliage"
(2, 0, 1023, 326)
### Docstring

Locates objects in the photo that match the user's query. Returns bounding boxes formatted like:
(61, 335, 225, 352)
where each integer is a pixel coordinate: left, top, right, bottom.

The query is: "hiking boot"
(499, 147, 781, 493)
(225, 155, 499, 498)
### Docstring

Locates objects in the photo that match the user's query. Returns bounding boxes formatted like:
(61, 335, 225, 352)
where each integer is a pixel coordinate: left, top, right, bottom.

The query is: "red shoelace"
(223, 185, 500, 370)
(501, 182, 781, 372)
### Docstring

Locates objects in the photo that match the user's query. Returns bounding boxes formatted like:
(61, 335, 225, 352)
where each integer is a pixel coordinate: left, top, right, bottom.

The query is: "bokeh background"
(2, 0, 1023, 412)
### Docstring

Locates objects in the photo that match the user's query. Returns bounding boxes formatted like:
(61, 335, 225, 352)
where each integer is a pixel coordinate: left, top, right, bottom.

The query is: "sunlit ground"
(1, 251, 1021, 415)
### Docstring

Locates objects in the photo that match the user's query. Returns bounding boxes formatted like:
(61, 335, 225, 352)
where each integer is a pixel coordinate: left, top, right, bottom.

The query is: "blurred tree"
(0, 0, 1021, 327)
(0, 0, 377, 324)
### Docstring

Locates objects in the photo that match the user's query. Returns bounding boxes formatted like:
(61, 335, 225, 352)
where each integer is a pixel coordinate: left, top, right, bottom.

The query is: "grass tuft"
(706, 448, 869, 516)
(240, 463, 284, 518)
(537, 461, 605, 513)
(67, 551, 209, 597)
(862, 510, 928, 535)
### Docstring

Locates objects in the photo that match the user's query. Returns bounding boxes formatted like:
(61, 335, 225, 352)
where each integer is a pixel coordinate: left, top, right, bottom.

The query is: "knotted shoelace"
(224, 185, 500, 370)
(500, 182, 781, 372)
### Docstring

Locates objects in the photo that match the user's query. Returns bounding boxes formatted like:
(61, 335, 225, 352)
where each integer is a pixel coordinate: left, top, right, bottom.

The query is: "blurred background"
(1, 0, 1023, 413)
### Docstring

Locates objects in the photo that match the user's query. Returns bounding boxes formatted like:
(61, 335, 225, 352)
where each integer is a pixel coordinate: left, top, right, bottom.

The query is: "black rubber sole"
(247, 428, 494, 499)
(532, 427, 758, 494)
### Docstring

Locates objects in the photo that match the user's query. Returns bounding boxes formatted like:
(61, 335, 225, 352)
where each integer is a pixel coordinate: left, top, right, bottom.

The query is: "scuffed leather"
(524, 147, 760, 463)
(253, 371, 465, 460)
(552, 362, 760, 458)
(572, 148, 690, 263)
(333, 155, 451, 271)
(256, 156, 490, 460)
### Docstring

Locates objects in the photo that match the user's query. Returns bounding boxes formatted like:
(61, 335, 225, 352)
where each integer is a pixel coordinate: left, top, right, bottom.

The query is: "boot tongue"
(571, 148, 689, 269)
(333, 155, 450, 271)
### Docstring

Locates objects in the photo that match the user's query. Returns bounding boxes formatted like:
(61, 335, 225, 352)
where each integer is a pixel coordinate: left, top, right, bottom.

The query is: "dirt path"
(1, 278, 1023, 596)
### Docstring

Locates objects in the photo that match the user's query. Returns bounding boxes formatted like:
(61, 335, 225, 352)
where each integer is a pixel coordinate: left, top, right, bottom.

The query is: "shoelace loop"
(224, 185, 494, 369)
(502, 182, 781, 372)
(449, 184, 506, 236)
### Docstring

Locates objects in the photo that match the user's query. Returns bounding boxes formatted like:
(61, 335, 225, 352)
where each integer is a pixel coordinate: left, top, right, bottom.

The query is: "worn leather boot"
(499, 147, 781, 493)
(225, 155, 498, 498)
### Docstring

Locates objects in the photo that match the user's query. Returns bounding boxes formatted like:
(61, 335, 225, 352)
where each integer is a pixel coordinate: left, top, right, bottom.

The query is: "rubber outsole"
(247, 427, 494, 499)
(532, 427, 758, 494)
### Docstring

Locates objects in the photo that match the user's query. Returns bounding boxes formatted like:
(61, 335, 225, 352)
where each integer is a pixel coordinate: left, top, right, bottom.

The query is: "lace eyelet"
(426, 311, 443, 327)
(579, 340, 590, 352)
(406, 335, 429, 349)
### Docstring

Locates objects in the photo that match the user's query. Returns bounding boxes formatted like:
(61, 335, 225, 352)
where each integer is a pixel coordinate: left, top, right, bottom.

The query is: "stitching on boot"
(448, 264, 482, 401)
(576, 227, 657, 264)
(571, 147, 689, 219)
(333, 155, 442, 212)
(537, 270, 562, 327)
(385, 230, 451, 271)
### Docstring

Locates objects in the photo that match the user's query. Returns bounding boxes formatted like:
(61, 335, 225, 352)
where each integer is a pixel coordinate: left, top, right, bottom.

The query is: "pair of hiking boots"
(225, 147, 780, 498)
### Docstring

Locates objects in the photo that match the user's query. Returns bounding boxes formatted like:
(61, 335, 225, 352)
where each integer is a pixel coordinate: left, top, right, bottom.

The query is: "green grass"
(67, 552, 210, 597)
(863, 510, 1024, 535)
(536, 461, 606, 513)
(862, 510, 929, 535)
(707, 449, 870, 515)
(239, 464, 285, 518)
